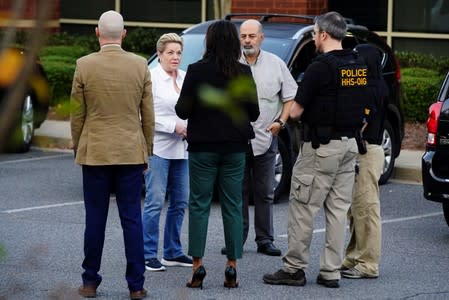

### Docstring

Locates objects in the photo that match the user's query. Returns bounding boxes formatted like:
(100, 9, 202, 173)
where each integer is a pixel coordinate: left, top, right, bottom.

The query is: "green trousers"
(188, 151, 245, 260)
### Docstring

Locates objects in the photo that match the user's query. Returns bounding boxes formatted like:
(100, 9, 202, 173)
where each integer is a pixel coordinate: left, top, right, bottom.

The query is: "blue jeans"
(142, 155, 189, 260)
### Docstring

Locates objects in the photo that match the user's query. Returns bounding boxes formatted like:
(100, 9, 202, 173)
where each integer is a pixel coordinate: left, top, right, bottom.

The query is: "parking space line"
(381, 212, 443, 224)
(1, 201, 83, 213)
(277, 211, 443, 238)
(0, 153, 71, 165)
(1, 195, 119, 214)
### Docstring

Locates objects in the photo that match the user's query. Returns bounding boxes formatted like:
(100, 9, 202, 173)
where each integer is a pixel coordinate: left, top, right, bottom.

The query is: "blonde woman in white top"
(142, 33, 191, 271)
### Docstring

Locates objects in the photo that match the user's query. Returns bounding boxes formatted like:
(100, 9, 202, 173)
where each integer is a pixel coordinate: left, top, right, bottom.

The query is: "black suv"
(148, 13, 404, 201)
(422, 70, 449, 227)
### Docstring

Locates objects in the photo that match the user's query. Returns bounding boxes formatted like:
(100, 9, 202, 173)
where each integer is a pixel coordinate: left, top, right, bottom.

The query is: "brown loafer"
(78, 284, 97, 298)
(130, 288, 147, 299)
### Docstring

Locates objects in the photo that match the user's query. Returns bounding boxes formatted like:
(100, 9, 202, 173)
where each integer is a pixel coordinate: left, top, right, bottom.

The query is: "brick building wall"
(0, 0, 60, 30)
(231, 0, 328, 15)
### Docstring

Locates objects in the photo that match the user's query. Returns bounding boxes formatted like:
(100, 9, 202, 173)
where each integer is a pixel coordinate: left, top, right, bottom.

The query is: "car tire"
(6, 93, 35, 153)
(274, 137, 292, 202)
(379, 119, 396, 185)
(443, 202, 449, 228)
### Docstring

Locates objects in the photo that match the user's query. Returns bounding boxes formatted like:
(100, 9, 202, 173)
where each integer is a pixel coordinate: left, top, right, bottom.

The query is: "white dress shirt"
(150, 63, 188, 159)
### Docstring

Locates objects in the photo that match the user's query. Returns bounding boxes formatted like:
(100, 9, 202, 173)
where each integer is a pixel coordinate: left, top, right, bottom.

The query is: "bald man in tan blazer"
(70, 10, 153, 300)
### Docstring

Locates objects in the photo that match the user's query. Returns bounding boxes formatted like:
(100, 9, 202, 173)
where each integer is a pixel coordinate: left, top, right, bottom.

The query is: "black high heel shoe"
(186, 266, 206, 289)
(224, 266, 239, 288)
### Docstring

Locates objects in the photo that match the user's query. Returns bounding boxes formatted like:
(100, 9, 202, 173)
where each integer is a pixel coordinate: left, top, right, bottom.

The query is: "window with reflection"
(394, 0, 449, 33)
(328, 0, 388, 31)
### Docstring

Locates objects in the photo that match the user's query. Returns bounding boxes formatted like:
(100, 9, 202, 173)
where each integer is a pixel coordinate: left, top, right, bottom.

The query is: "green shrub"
(122, 27, 158, 56)
(43, 59, 74, 106)
(396, 51, 449, 76)
(47, 32, 99, 52)
(39, 45, 95, 106)
(396, 53, 449, 122)
(40, 45, 90, 58)
(401, 67, 445, 122)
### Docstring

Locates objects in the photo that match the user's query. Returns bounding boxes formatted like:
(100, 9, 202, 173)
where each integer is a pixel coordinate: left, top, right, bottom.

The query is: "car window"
(290, 39, 316, 82)
(260, 38, 294, 61)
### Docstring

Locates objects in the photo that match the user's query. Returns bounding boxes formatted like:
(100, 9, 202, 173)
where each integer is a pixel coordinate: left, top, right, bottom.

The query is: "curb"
(31, 135, 73, 151)
(392, 166, 422, 184)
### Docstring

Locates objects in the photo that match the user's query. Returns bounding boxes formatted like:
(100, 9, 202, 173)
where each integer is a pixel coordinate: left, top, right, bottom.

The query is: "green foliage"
(396, 52, 449, 122)
(122, 28, 158, 56)
(40, 45, 90, 58)
(46, 32, 99, 52)
(401, 67, 445, 122)
(199, 75, 257, 124)
(40, 46, 82, 106)
(396, 51, 449, 76)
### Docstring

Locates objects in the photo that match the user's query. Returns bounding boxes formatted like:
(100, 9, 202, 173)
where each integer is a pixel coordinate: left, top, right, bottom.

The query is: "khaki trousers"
(283, 138, 357, 280)
(343, 143, 384, 276)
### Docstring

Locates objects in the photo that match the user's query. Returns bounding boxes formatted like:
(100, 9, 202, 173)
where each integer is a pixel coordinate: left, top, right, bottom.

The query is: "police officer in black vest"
(341, 44, 388, 279)
(263, 11, 369, 289)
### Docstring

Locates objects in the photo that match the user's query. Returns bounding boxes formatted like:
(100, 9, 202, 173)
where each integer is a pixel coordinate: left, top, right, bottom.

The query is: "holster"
(316, 127, 332, 145)
(355, 129, 367, 154)
(303, 124, 331, 149)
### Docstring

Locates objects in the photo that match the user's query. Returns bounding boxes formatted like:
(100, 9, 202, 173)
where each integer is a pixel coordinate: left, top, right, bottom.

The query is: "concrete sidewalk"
(32, 120, 423, 183)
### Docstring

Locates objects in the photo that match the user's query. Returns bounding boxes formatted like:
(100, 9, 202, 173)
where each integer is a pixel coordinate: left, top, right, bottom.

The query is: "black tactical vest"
(306, 51, 369, 132)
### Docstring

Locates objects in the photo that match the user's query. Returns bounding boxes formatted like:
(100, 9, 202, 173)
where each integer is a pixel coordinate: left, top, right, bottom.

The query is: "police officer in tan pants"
(341, 44, 389, 279)
(263, 11, 370, 289)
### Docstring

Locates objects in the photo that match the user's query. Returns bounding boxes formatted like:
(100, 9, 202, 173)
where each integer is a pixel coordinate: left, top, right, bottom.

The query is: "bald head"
(97, 10, 125, 43)
(239, 19, 264, 60)
(240, 19, 263, 34)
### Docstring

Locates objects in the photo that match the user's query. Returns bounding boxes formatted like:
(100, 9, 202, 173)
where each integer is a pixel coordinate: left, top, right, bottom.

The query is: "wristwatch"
(275, 118, 286, 129)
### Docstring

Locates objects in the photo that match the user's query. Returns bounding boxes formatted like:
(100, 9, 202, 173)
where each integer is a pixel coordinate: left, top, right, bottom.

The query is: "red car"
(422, 70, 449, 227)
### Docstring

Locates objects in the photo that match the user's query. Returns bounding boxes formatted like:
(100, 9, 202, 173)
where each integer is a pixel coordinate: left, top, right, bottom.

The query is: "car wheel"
(379, 119, 396, 184)
(273, 137, 292, 202)
(443, 202, 449, 228)
(7, 93, 34, 153)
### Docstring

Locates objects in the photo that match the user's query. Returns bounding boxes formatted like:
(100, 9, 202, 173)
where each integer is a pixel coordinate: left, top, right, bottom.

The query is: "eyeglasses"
(311, 30, 323, 38)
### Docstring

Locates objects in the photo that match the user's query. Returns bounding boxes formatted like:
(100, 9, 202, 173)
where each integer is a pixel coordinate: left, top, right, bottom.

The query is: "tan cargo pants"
(342, 143, 384, 276)
(282, 138, 357, 280)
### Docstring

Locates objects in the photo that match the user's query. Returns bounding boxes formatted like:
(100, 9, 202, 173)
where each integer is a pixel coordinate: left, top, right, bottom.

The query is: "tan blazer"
(70, 45, 154, 165)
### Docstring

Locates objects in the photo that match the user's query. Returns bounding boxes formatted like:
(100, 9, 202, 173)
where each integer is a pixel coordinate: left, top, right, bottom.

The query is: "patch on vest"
(339, 67, 367, 87)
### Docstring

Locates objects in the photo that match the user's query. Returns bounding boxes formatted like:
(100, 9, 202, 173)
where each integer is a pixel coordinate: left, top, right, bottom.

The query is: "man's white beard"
(243, 47, 256, 56)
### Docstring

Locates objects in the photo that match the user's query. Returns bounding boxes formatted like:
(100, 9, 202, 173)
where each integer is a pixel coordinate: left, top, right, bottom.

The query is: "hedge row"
(396, 51, 449, 76)
(40, 45, 90, 106)
(401, 68, 445, 122)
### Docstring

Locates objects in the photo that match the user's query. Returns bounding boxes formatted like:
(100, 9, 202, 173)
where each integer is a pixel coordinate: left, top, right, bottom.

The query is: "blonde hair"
(156, 33, 183, 53)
